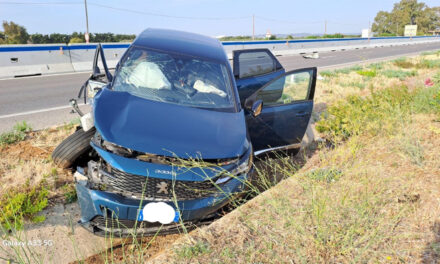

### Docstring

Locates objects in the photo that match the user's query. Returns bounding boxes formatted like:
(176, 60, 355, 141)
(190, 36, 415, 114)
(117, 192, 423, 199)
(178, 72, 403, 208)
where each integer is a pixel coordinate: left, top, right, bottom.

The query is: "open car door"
(233, 49, 285, 106)
(77, 43, 113, 105)
(244, 67, 317, 156)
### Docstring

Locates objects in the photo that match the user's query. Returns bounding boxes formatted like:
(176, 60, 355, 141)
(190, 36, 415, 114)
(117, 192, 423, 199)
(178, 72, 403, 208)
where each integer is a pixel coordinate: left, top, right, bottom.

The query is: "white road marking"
(0, 103, 85, 119)
(0, 71, 92, 81)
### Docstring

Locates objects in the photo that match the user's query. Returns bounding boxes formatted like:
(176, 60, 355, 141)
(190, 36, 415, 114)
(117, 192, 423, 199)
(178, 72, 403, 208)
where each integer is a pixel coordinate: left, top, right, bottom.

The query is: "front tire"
(52, 127, 96, 168)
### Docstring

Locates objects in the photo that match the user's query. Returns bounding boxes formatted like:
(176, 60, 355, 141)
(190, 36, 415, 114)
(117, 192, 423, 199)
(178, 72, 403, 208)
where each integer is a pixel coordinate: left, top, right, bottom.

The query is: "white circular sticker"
(141, 202, 176, 224)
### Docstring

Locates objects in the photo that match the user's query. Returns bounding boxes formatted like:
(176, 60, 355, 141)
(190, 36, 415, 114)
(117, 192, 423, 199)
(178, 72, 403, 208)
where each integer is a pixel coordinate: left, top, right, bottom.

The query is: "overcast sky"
(1, 0, 440, 36)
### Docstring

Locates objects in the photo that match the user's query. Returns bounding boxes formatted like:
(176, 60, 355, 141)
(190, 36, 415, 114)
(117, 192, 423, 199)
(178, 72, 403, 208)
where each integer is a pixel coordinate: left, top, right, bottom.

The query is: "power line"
(88, 2, 251, 21)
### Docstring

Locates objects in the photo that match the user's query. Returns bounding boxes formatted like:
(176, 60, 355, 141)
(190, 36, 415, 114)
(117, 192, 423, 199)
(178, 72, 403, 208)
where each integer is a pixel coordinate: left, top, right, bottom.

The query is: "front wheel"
(52, 127, 96, 169)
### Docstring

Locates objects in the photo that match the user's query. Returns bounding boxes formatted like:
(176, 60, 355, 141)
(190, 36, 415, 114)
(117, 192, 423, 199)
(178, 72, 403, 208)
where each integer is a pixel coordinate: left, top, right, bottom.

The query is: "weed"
(320, 71, 336, 78)
(417, 59, 440, 69)
(421, 50, 440, 56)
(62, 184, 77, 204)
(393, 58, 415, 69)
(175, 241, 211, 259)
(0, 121, 32, 145)
(305, 168, 342, 183)
(316, 86, 413, 141)
(400, 134, 424, 166)
(340, 81, 366, 90)
(356, 69, 377, 77)
(335, 65, 363, 75)
(381, 69, 417, 80)
(432, 72, 440, 85)
(411, 85, 440, 114)
(367, 62, 384, 70)
(0, 185, 48, 230)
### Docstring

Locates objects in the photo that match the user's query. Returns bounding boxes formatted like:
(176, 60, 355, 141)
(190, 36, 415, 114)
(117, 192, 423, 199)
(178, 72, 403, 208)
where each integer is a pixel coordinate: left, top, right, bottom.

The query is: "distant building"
(266, 29, 272, 39)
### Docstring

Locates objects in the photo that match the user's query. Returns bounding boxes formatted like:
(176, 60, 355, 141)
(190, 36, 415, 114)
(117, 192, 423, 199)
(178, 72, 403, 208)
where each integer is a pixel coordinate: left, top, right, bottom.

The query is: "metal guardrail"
(0, 36, 439, 78)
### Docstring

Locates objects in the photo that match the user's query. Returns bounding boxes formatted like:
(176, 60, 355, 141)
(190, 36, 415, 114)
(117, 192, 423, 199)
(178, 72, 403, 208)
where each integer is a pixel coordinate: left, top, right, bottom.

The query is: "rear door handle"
(296, 112, 309, 117)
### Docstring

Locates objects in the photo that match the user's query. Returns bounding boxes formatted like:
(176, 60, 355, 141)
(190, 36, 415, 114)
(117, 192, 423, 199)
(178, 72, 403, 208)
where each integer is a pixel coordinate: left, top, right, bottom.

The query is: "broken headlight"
(92, 131, 133, 157)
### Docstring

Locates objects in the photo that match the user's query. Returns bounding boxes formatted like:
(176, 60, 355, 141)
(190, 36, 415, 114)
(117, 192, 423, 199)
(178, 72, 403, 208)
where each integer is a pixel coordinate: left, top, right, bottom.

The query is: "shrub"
(393, 59, 415, 69)
(381, 69, 417, 80)
(367, 62, 384, 70)
(335, 65, 363, 75)
(356, 69, 377, 77)
(0, 121, 32, 145)
(62, 183, 77, 204)
(0, 185, 49, 230)
(417, 59, 440, 69)
(316, 86, 413, 141)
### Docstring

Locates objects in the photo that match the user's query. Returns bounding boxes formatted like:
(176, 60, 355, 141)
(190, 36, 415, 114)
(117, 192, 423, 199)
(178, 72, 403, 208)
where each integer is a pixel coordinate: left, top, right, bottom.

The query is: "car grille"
(100, 166, 225, 201)
(91, 215, 155, 229)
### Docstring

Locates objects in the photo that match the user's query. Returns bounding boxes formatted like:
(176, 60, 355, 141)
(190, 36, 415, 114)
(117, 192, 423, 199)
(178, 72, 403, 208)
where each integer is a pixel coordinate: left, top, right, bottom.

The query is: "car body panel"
(233, 49, 285, 105)
(245, 68, 317, 153)
(91, 143, 239, 181)
(76, 172, 248, 223)
(133, 28, 229, 64)
(93, 88, 250, 160)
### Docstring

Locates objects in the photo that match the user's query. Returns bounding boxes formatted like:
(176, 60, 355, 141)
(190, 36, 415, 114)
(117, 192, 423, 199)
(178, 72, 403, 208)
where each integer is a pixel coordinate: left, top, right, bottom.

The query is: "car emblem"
(156, 182, 169, 194)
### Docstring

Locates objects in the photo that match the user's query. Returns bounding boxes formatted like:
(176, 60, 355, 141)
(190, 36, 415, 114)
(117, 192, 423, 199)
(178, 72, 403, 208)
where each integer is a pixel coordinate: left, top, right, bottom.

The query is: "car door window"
(238, 51, 275, 78)
(256, 70, 313, 106)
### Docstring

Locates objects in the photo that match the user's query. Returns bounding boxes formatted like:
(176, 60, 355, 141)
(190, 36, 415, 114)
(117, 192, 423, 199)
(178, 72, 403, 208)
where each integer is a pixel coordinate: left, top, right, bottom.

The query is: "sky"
(1, 0, 440, 37)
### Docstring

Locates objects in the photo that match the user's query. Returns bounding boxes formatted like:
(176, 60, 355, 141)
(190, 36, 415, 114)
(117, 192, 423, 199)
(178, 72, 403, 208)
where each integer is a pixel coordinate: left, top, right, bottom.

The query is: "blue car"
(52, 28, 316, 236)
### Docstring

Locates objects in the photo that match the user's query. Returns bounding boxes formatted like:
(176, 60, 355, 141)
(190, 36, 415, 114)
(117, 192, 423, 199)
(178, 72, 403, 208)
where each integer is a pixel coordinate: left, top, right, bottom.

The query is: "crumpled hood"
(93, 88, 249, 159)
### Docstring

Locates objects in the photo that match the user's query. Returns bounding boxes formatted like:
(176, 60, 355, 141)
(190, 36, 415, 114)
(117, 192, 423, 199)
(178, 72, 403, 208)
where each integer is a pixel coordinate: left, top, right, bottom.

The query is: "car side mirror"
(249, 99, 263, 117)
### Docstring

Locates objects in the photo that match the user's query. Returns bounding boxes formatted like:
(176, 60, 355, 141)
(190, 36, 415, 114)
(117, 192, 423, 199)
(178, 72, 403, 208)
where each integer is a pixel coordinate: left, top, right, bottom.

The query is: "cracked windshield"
(112, 47, 234, 109)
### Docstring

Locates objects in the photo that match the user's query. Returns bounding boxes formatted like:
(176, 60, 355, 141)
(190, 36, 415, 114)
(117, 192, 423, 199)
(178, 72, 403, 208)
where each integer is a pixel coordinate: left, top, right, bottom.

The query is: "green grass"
(356, 69, 377, 77)
(393, 58, 415, 69)
(175, 241, 211, 259)
(0, 121, 32, 145)
(61, 183, 77, 204)
(421, 50, 440, 56)
(316, 85, 438, 142)
(381, 69, 417, 80)
(335, 65, 363, 75)
(417, 59, 440, 69)
(320, 70, 336, 78)
(0, 184, 48, 231)
(340, 81, 366, 90)
(367, 62, 384, 70)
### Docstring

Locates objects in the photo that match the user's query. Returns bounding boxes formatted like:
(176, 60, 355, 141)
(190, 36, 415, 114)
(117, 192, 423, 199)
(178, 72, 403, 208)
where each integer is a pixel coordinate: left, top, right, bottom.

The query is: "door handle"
(296, 112, 309, 117)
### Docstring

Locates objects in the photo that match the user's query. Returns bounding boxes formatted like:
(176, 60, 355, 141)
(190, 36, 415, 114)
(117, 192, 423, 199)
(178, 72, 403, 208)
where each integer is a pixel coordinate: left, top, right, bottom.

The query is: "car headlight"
(87, 80, 106, 98)
(80, 112, 94, 132)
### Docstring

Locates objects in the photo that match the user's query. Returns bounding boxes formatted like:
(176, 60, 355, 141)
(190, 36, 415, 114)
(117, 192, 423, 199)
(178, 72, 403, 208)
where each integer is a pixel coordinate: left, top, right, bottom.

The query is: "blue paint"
(93, 88, 250, 160)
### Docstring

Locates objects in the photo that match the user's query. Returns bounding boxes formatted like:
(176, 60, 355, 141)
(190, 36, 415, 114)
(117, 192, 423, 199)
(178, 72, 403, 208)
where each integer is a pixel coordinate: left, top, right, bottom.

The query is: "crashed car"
(52, 28, 316, 236)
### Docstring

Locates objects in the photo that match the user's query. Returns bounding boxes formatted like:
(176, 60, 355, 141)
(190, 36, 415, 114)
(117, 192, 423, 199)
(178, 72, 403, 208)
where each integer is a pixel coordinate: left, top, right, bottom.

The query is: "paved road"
(0, 41, 439, 133)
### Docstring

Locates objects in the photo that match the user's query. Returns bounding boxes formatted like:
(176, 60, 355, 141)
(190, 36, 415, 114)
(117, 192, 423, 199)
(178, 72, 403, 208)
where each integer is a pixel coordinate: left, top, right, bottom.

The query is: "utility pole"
(252, 14, 255, 41)
(84, 0, 90, 43)
(324, 20, 327, 36)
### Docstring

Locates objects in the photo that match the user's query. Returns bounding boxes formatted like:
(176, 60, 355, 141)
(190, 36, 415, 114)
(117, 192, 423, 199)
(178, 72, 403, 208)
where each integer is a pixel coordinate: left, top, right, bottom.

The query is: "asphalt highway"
(0, 41, 439, 132)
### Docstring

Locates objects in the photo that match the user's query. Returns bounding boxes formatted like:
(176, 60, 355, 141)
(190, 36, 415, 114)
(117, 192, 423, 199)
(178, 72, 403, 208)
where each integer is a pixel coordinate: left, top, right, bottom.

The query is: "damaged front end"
(74, 139, 252, 237)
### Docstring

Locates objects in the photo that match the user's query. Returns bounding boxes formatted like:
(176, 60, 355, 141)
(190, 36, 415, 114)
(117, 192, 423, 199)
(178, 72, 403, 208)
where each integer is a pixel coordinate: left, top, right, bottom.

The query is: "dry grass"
(149, 52, 440, 263)
(0, 124, 76, 200)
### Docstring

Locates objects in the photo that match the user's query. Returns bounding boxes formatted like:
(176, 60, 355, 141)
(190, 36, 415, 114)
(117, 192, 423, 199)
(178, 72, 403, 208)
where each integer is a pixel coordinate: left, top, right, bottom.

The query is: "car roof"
(133, 28, 228, 63)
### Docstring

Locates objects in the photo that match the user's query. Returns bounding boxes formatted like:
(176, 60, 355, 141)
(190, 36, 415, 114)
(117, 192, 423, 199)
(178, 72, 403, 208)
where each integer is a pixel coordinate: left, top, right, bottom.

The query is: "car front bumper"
(75, 169, 250, 236)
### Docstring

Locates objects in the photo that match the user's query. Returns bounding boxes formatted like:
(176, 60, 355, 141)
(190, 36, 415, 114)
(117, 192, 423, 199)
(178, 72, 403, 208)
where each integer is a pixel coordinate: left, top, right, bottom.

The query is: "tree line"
(372, 0, 440, 36)
(0, 21, 136, 45)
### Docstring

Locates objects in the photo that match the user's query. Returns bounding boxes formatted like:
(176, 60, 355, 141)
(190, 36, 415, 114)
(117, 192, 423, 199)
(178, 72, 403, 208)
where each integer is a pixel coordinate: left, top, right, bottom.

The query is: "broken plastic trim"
(91, 131, 242, 167)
